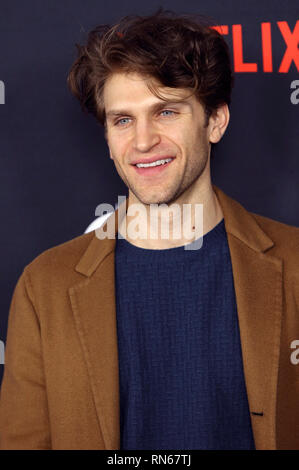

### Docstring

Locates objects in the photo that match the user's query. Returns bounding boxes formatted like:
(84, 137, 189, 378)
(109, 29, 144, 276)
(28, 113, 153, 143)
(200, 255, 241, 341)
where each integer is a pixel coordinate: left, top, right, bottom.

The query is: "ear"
(208, 104, 230, 144)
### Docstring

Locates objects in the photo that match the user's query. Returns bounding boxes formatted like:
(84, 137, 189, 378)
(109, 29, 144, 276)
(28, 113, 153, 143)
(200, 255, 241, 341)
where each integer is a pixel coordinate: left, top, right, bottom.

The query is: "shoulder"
(251, 211, 299, 251)
(250, 211, 299, 278)
(22, 231, 95, 287)
(25, 211, 113, 275)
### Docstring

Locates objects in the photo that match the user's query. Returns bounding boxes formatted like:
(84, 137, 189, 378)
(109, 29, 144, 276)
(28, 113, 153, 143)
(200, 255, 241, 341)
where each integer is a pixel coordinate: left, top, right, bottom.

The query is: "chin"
(129, 184, 178, 207)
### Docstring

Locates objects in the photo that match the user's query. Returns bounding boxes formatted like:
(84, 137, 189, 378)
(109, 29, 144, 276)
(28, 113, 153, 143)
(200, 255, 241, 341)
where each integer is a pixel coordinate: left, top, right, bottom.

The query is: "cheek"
(189, 128, 210, 152)
(164, 129, 185, 152)
(108, 138, 126, 160)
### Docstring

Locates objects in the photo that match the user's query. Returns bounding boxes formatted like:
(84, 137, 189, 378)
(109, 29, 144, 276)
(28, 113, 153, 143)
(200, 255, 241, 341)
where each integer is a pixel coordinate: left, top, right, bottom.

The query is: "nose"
(132, 117, 161, 152)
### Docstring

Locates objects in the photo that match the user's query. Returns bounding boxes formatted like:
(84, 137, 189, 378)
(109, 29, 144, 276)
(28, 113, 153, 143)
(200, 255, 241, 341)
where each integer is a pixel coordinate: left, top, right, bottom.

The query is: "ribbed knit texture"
(114, 218, 256, 450)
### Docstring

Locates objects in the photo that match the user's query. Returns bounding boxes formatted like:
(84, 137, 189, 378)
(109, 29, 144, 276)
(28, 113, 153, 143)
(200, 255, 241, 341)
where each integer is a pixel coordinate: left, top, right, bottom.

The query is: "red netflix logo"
(212, 20, 299, 73)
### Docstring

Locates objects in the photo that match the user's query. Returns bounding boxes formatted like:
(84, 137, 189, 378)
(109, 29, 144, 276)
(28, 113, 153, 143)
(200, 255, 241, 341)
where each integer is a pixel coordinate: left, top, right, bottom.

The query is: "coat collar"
(69, 185, 282, 449)
(74, 185, 275, 277)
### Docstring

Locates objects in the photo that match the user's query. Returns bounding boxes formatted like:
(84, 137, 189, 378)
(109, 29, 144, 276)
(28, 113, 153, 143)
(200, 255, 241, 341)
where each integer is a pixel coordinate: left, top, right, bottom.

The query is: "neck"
(118, 170, 223, 250)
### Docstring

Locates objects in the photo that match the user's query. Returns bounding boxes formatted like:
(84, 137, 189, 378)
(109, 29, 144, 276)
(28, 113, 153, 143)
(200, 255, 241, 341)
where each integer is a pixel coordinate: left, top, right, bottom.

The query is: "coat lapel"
(69, 186, 283, 450)
(213, 186, 283, 450)
(68, 201, 127, 450)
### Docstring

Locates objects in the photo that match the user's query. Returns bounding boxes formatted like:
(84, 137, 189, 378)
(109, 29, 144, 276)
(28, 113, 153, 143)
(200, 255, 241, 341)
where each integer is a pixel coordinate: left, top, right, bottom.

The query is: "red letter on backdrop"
(232, 24, 258, 72)
(277, 20, 299, 73)
(211, 25, 229, 35)
(261, 22, 273, 72)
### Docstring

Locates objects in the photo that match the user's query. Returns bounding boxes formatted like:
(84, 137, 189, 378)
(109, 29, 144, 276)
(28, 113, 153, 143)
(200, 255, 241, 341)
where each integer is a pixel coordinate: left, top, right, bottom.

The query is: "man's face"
(103, 72, 222, 206)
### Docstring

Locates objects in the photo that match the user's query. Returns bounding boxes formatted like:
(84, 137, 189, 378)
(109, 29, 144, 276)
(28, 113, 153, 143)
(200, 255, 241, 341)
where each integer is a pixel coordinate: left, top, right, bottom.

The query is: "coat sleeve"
(0, 268, 51, 449)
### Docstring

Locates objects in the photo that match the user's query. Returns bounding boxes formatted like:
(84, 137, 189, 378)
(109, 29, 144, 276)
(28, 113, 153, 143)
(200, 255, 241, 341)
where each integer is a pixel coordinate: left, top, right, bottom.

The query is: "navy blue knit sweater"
(114, 218, 255, 450)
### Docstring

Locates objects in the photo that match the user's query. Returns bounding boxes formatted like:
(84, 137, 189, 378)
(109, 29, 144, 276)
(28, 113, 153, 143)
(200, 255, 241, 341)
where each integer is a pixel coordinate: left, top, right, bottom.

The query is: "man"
(0, 9, 299, 450)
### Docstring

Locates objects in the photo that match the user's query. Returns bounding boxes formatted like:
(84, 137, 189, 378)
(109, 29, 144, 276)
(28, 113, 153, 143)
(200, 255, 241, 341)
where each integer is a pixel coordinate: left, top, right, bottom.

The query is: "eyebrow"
(105, 100, 191, 120)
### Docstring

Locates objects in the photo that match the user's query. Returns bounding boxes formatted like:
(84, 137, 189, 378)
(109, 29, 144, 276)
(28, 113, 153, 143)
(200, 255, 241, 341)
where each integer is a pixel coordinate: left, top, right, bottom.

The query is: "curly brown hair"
(67, 7, 234, 133)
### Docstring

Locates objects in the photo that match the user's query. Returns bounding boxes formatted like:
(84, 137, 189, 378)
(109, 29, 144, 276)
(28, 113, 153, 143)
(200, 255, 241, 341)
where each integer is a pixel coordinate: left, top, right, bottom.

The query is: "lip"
(131, 156, 175, 165)
(132, 157, 175, 176)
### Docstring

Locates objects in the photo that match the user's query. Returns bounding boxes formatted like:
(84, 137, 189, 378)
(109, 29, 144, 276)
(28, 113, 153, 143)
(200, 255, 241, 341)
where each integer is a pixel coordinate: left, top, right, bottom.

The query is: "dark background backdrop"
(0, 0, 298, 384)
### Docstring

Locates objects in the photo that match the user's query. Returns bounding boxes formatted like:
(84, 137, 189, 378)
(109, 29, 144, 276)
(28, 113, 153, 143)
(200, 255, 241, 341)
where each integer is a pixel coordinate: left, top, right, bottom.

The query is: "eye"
(113, 109, 177, 127)
(114, 117, 131, 126)
(160, 109, 176, 117)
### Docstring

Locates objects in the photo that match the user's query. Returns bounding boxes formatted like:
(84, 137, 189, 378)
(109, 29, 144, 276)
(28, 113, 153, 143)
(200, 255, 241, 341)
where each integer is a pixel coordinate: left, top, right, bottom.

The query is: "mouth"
(131, 157, 175, 176)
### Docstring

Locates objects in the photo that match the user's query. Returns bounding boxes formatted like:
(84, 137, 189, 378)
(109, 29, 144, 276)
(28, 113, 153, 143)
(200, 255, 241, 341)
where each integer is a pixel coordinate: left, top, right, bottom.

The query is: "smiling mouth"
(132, 158, 175, 175)
(134, 157, 174, 167)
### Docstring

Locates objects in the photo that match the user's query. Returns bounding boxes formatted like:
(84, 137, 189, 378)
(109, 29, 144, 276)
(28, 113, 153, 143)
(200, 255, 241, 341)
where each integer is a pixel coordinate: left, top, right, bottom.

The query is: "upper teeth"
(136, 158, 172, 168)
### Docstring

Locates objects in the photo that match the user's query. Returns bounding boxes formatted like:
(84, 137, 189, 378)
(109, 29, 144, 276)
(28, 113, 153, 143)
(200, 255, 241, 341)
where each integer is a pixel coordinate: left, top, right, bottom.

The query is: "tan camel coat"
(0, 185, 299, 449)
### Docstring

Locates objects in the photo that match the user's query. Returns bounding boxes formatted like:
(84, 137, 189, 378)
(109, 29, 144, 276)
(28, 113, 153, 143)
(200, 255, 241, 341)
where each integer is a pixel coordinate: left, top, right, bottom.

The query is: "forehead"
(103, 72, 195, 111)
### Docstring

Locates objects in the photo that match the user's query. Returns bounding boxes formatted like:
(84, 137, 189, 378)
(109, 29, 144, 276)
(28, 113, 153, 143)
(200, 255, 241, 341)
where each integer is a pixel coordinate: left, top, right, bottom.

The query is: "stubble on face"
(104, 72, 212, 208)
